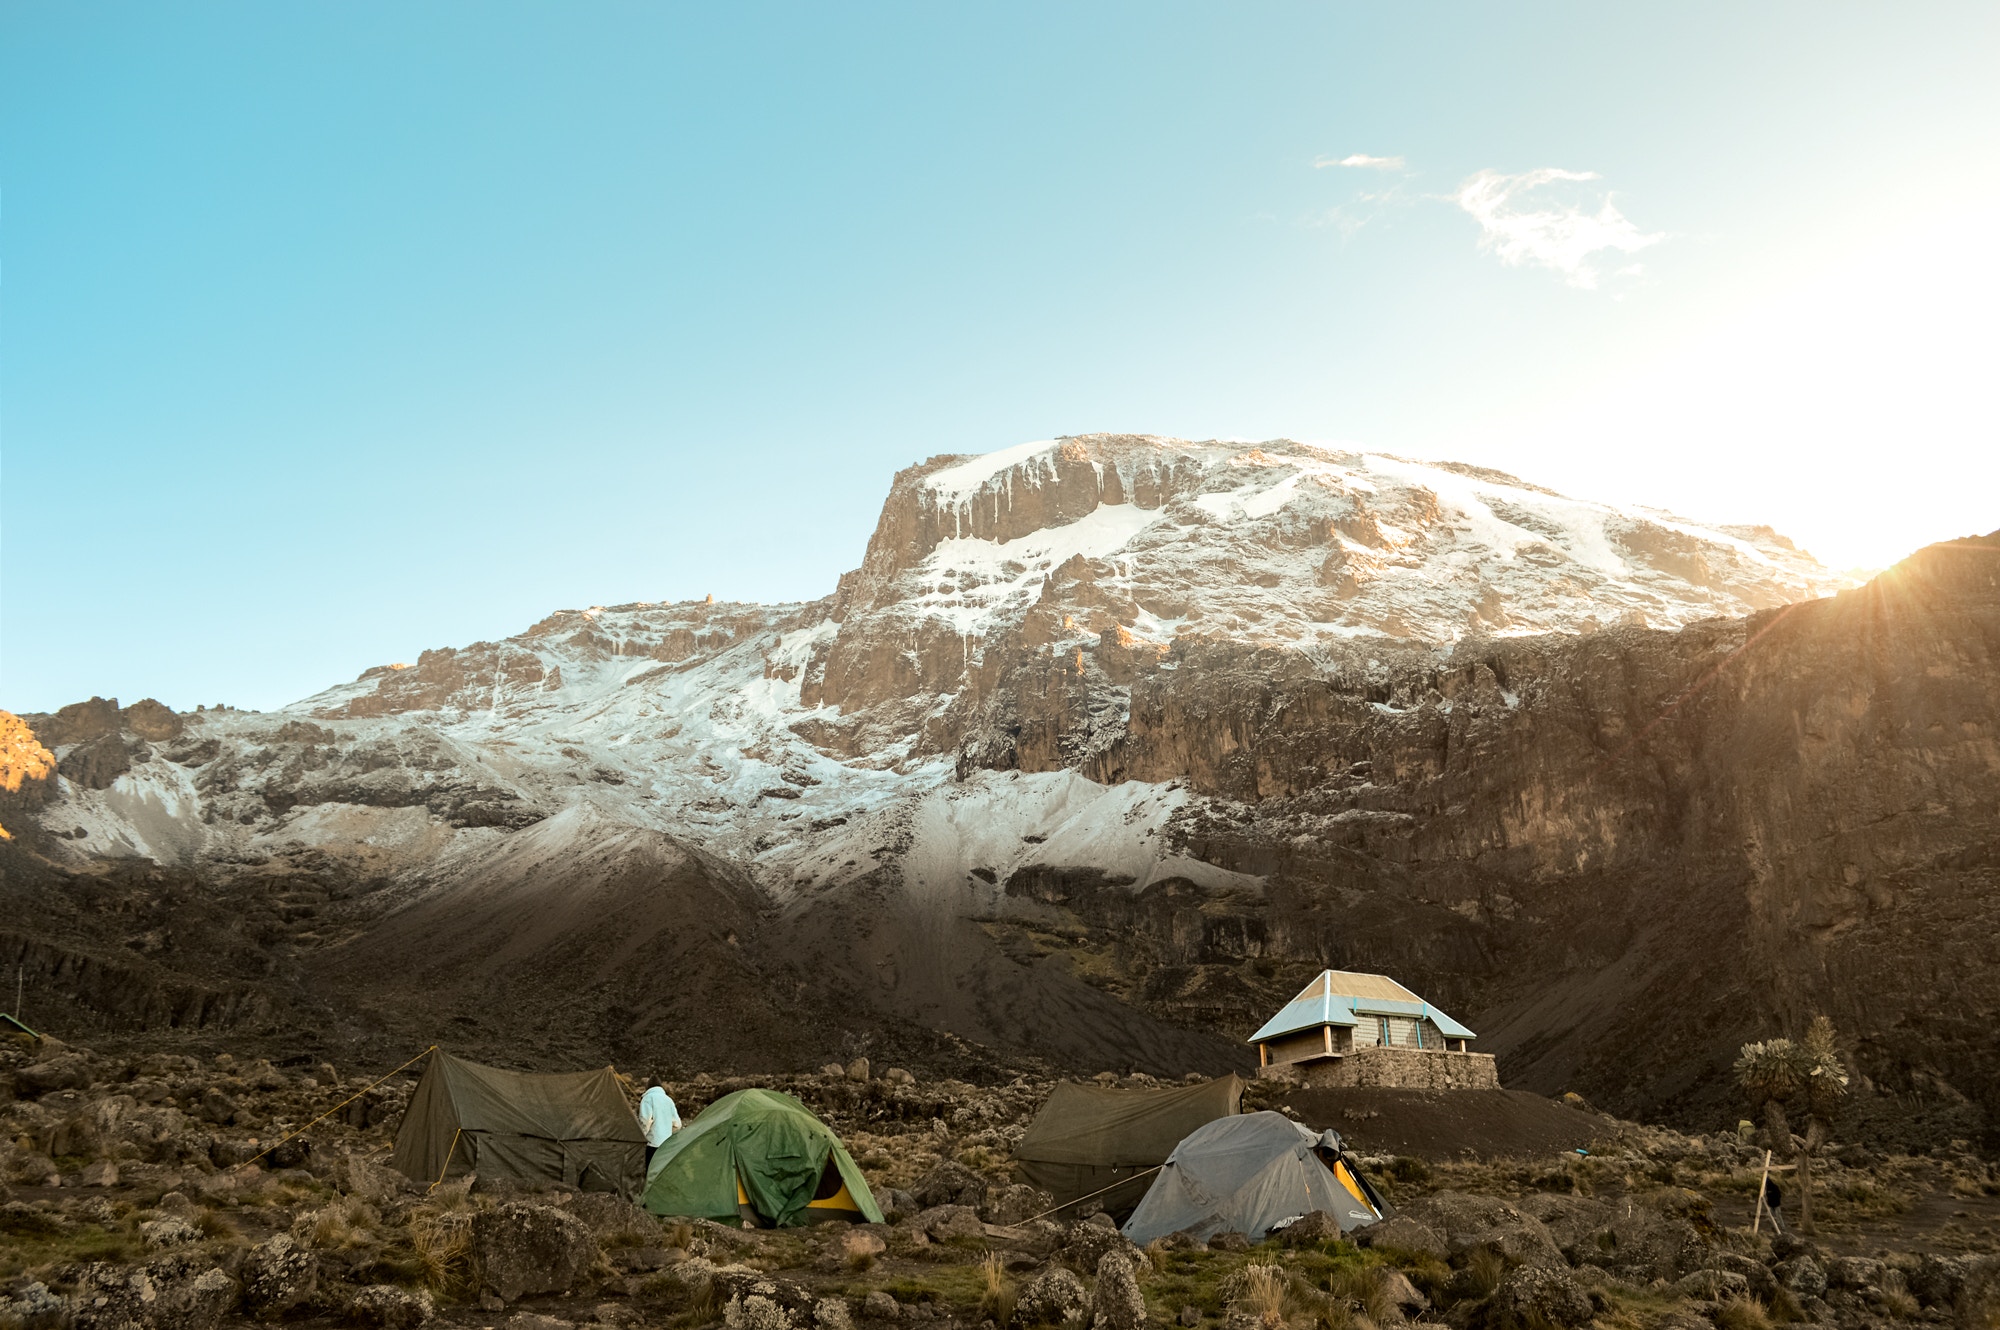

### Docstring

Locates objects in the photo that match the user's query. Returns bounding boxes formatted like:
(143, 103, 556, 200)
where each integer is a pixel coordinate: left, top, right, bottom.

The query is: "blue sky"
(5, 3, 1997, 713)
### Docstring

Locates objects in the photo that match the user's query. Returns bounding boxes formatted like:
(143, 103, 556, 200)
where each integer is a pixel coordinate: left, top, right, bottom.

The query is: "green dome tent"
(640, 1088, 884, 1227)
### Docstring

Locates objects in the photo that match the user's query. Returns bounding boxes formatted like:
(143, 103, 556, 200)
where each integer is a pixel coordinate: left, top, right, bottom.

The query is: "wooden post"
(1752, 1149, 1772, 1234)
(1324, 1026, 1333, 1057)
(1259, 1043, 1268, 1069)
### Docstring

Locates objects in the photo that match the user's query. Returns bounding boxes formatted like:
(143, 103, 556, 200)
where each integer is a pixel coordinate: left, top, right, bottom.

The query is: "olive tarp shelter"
(1013, 1074, 1243, 1220)
(390, 1052, 646, 1198)
(1122, 1111, 1388, 1246)
(640, 1088, 884, 1228)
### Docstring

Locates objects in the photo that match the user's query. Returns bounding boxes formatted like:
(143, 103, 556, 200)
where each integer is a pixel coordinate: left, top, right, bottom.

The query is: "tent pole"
(429, 1128, 464, 1194)
(1752, 1149, 1772, 1234)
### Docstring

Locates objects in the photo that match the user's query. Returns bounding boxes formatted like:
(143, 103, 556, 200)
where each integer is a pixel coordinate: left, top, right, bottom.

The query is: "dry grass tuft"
(410, 1208, 474, 1295)
(1465, 1246, 1507, 1299)
(195, 1207, 241, 1243)
(1238, 1264, 1290, 1330)
(979, 1252, 1015, 1324)
(304, 1195, 380, 1250)
(1338, 1266, 1399, 1326)
(1876, 1271, 1919, 1321)
(1715, 1296, 1774, 1330)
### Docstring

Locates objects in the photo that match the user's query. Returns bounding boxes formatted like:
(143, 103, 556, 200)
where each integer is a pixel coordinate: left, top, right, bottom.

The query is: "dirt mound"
(1263, 1087, 1620, 1161)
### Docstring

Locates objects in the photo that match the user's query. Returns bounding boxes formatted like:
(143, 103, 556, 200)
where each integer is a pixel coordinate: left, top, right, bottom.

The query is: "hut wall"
(1259, 1047, 1500, 1091)
(1263, 1028, 1337, 1066)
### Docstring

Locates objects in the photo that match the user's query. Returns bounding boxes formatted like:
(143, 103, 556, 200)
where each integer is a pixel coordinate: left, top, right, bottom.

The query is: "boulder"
(1772, 1256, 1827, 1299)
(1491, 1265, 1594, 1329)
(1091, 1251, 1147, 1330)
(1277, 1211, 1344, 1247)
(505, 1315, 573, 1330)
(982, 1182, 1055, 1225)
(71, 1256, 237, 1330)
(1826, 1256, 1884, 1291)
(862, 1290, 901, 1322)
(0, 1280, 68, 1330)
(708, 1270, 816, 1320)
(835, 1228, 887, 1264)
(470, 1201, 600, 1302)
(139, 1217, 201, 1249)
(79, 1159, 120, 1188)
(1713, 1253, 1778, 1301)
(1528, 1189, 1711, 1284)
(561, 1191, 657, 1245)
(1909, 1255, 1968, 1309)
(331, 1150, 418, 1203)
(1670, 1270, 1750, 1301)
(1352, 1214, 1448, 1261)
(1055, 1219, 1139, 1275)
(1768, 1232, 1811, 1263)
(1376, 1269, 1430, 1315)
(241, 1232, 320, 1319)
(883, 1068, 915, 1086)
(347, 1284, 435, 1329)
(909, 1160, 988, 1212)
(845, 1058, 872, 1082)
(1016, 1266, 1091, 1325)
(1397, 1192, 1562, 1267)
(915, 1204, 984, 1244)
(16, 1054, 95, 1096)
(155, 1192, 198, 1220)
(7, 1152, 61, 1187)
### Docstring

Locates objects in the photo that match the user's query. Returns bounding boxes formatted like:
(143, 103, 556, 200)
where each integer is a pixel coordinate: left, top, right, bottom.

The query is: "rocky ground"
(3, 1036, 1996, 1330)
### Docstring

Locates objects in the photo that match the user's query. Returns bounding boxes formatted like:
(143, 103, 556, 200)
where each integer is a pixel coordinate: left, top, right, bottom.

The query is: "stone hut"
(1249, 970, 1499, 1090)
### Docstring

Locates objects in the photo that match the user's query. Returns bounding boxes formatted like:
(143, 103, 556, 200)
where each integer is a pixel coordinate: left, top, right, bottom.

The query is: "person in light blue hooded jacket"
(639, 1082, 682, 1170)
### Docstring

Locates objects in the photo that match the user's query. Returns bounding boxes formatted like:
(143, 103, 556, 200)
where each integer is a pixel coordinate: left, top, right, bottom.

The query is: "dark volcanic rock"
(470, 1202, 599, 1302)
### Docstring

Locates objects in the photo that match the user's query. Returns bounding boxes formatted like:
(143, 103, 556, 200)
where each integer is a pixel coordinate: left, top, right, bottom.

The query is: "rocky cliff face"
(4, 436, 1992, 1146)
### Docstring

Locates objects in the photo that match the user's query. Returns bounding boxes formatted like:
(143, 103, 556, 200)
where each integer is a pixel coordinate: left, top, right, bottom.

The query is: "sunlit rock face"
(9, 436, 1996, 1145)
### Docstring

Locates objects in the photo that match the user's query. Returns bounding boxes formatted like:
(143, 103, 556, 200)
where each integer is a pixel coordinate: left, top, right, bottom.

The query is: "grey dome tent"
(1014, 1075, 1242, 1220)
(1121, 1111, 1387, 1246)
(391, 1051, 646, 1198)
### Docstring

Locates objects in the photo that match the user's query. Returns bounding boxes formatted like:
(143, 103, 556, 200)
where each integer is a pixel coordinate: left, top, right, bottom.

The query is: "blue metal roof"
(1248, 975, 1477, 1043)
(1249, 993, 1361, 1042)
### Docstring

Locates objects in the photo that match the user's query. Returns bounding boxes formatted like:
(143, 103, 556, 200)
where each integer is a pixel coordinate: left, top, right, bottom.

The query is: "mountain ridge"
(5, 437, 1993, 1148)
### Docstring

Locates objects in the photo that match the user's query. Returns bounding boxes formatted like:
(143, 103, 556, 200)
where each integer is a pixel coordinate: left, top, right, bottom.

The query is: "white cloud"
(1453, 168, 1664, 289)
(1315, 153, 1405, 171)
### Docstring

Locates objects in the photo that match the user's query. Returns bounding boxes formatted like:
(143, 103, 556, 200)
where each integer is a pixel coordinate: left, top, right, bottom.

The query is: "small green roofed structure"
(641, 1088, 884, 1227)
(1251, 971, 1497, 1090)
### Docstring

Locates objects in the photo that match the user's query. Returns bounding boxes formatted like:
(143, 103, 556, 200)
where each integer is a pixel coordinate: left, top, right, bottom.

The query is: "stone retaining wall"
(1257, 1046, 1500, 1090)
